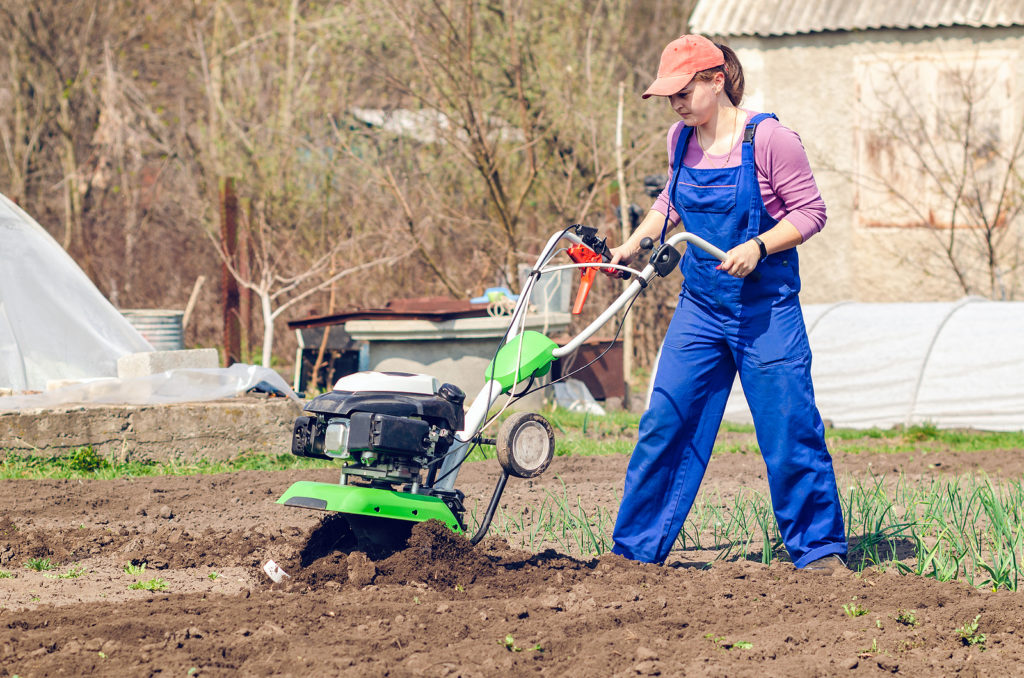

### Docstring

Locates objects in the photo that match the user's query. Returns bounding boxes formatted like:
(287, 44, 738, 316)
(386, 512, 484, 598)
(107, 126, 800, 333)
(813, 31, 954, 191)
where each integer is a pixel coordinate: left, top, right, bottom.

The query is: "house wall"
(727, 27, 1024, 303)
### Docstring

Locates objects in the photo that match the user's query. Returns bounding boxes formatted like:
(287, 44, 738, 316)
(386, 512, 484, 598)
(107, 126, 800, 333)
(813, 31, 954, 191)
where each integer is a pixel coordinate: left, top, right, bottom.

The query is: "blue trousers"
(612, 291, 847, 567)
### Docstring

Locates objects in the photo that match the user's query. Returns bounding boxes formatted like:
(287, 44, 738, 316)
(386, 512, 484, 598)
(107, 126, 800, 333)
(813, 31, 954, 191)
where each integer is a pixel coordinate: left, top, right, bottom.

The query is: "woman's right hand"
(603, 244, 634, 278)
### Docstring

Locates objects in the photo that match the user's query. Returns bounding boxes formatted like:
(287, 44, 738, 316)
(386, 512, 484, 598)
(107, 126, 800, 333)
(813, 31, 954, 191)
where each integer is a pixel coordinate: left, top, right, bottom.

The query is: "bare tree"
(0, 1, 114, 249)
(212, 202, 407, 368)
(0, 0, 698, 371)
(355, 0, 669, 302)
(848, 51, 1024, 299)
(188, 0, 406, 366)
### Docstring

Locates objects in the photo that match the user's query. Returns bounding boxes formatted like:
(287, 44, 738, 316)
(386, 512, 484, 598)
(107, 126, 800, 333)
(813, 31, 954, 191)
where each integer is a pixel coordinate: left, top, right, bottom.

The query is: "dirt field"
(2, 447, 1023, 677)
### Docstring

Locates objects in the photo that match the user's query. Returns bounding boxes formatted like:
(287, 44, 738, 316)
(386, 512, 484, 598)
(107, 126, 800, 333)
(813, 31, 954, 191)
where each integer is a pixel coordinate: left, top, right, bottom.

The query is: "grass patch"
(463, 408, 1024, 463)
(3, 413, 1022, 479)
(0, 446, 334, 480)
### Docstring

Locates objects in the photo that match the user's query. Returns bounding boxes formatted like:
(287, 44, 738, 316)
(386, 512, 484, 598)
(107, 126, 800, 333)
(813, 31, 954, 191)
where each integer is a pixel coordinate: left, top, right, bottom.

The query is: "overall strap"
(662, 125, 694, 245)
(741, 113, 779, 240)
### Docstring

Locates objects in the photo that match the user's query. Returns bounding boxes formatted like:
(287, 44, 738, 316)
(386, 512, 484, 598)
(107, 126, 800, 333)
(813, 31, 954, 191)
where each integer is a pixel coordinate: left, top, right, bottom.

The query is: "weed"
(706, 634, 751, 651)
(66, 445, 108, 473)
(124, 562, 146, 577)
(0, 570, 13, 579)
(859, 638, 879, 655)
(44, 564, 87, 579)
(906, 422, 939, 442)
(843, 606, 868, 622)
(895, 609, 919, 627)
(705, 633, 726, 649)
(499, 634, 541, 652)
(208, 571, 220, 580)
(129, 577, 168, 591)
(454, 583, 464, 592)
(24, 557, 55, 572)
(843, 602, 869, 618)
(956, 615, 986, 649)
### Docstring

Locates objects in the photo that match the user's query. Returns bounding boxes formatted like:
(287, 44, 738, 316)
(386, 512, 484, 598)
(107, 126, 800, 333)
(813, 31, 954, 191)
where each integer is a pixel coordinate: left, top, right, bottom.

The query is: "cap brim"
(641, 73, 696, 99)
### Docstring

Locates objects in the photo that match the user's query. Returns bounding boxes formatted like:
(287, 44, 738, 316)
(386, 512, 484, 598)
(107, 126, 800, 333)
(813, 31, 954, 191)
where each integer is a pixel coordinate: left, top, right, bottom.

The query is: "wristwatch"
(752, 236, 767, 262)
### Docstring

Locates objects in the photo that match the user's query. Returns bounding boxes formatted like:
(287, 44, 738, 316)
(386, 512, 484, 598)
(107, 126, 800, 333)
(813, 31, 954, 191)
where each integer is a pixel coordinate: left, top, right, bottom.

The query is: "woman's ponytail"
(695, 39, 746, 106)
(716, 42, 745, 106)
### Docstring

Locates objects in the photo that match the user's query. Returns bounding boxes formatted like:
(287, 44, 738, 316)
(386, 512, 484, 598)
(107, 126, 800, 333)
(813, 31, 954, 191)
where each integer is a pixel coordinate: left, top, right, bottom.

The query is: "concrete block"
(117, 349, 220, 378)
(0, 397, 303, 462)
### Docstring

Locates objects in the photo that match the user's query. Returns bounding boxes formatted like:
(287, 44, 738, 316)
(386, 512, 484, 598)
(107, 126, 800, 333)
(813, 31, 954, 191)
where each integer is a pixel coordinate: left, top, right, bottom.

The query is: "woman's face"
(667, 74, 723, 126)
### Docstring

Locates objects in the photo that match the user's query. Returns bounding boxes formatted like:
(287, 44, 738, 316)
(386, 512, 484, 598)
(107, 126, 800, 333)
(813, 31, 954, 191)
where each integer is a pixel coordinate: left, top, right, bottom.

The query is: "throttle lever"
(573, 224, 630, 279)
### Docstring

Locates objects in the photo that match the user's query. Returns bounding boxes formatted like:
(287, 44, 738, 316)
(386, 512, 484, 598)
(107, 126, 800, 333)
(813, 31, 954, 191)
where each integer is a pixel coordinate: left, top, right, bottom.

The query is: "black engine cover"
(304, 389, 464, 432)
(346, 412, 431, 455)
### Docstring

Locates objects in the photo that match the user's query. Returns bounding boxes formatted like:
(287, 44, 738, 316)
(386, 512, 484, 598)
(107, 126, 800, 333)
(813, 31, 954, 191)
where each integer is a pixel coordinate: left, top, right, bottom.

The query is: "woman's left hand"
(716, 240, 761, 278)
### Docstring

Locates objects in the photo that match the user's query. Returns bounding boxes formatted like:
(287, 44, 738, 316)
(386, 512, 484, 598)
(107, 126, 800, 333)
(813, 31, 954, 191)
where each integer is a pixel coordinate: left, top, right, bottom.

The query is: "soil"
(2, 446, 1024, 677)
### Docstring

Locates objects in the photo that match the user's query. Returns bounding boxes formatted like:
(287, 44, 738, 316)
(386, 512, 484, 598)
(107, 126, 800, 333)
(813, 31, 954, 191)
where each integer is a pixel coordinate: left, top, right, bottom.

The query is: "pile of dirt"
(373, 520, 493, 588)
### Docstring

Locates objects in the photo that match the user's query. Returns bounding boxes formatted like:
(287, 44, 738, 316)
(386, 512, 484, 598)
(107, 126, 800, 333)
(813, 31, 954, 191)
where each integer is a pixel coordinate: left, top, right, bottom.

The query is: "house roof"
(690, 0, 1024, 37)
(287, 297, 491, 330)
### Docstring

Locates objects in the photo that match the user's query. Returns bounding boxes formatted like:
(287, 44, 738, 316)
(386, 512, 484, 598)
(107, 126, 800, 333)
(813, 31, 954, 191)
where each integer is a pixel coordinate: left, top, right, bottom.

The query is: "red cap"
(642, 35, 725, 99)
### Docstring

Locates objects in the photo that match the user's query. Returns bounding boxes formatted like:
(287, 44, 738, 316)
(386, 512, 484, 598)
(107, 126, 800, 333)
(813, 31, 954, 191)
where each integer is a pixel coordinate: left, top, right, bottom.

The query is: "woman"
(607, 34, 847, 571)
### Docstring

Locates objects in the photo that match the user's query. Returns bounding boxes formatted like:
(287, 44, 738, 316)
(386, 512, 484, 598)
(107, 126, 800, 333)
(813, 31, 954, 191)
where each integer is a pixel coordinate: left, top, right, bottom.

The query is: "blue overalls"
(611, 114, 847, 567)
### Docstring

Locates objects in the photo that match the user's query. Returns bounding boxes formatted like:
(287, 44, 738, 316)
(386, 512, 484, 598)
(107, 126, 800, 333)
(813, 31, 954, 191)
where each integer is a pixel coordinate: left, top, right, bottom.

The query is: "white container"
(121, 309, 185, 351)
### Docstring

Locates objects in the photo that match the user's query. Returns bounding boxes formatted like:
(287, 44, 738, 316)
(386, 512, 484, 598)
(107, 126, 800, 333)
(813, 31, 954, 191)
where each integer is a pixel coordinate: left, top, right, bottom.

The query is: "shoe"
(803, 554, 847, 573)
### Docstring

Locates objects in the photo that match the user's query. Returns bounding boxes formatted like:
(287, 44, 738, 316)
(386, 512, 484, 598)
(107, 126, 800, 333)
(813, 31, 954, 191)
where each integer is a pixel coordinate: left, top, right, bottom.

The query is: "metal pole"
(615, 82, 634, 405)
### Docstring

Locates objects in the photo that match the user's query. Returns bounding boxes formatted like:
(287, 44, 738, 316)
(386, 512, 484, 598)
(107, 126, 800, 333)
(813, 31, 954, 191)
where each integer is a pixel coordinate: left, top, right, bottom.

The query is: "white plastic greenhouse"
(718, 298, 1024, 432)
(0, 193, 153, 392)
(0, 193, 295, 411)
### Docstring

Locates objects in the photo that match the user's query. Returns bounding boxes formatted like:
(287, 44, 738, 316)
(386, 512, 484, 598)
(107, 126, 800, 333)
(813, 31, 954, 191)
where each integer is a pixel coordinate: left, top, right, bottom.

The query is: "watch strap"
(752, 236, 767, 261)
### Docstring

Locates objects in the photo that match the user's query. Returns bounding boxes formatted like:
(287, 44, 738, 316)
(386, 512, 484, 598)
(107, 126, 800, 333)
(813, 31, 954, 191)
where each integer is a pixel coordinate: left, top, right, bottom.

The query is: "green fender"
(277, 481, 463, 533)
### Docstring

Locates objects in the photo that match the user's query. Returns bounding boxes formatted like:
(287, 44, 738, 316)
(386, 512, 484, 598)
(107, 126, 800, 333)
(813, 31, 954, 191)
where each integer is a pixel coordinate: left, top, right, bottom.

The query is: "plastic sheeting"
(552, 378, 607, 416)
(0, 193, 152, 391)
(648, 298, 1024, 432)
(0, 193, 298, 411)
(0, 364, 297, 412)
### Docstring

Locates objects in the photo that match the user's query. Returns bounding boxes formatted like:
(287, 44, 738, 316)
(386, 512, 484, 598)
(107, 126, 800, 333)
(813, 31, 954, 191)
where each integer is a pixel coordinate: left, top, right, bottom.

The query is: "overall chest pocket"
(674, 179, 738, 214)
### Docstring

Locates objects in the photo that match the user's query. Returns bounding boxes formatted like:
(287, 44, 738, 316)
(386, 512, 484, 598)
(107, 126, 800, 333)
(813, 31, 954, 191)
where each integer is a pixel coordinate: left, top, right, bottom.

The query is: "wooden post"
(615, 82, 634, 405)
(237, 200, 253, 363)
(220, 177, 241, 366)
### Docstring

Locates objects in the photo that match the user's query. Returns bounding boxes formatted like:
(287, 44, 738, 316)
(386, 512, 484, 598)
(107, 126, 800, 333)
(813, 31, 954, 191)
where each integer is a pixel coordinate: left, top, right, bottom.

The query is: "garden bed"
(2, 437, 1024, 675)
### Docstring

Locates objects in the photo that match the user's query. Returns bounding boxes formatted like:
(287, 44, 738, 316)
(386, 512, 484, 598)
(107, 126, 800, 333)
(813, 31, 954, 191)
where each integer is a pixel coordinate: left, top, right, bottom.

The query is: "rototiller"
(278, 224, 727, 550)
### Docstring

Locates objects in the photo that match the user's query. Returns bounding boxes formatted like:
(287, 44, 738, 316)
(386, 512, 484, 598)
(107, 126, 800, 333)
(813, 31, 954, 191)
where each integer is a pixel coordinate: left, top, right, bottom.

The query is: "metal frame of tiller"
(278, 224, 727, 549)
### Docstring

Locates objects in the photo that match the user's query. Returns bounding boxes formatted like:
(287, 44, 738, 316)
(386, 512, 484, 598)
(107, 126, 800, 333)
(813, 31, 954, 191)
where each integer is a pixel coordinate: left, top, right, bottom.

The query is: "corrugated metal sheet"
(690, 0, 1024, 37)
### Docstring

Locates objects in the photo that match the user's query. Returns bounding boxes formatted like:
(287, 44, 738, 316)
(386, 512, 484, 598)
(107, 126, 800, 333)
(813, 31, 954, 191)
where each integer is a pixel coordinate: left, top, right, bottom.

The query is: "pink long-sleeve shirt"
(651, 110, 826, 241)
